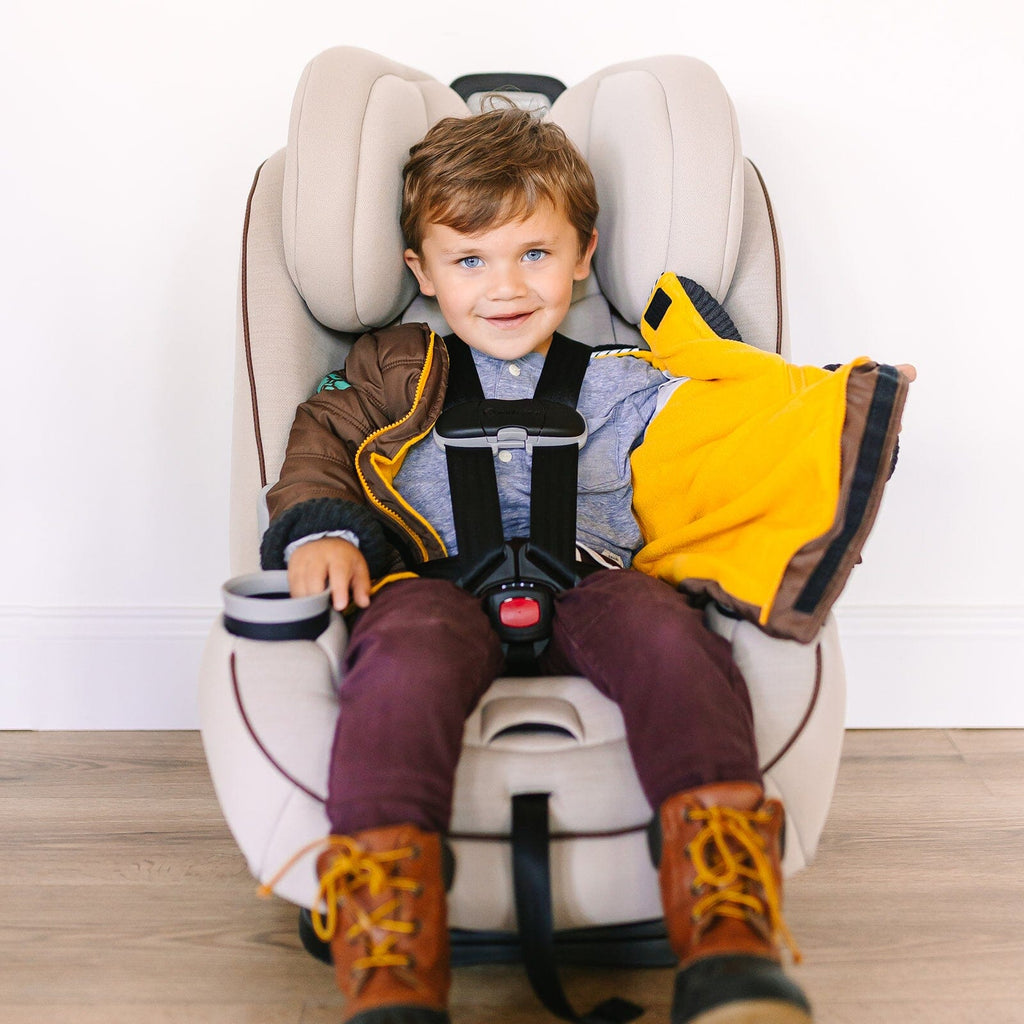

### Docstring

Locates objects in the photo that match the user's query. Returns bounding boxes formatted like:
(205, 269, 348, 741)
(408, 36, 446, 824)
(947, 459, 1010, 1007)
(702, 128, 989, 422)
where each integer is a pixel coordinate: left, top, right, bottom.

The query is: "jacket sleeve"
(259, 332, 400, 575)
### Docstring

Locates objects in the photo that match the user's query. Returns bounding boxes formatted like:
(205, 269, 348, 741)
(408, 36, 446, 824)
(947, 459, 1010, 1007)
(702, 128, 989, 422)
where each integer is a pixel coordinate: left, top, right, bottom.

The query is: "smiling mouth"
(484, 311, 534, 329)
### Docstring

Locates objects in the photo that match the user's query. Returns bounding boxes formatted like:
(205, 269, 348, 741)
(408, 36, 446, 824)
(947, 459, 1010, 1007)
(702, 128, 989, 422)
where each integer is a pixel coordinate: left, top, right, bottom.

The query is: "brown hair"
(401, 104, 599, 256)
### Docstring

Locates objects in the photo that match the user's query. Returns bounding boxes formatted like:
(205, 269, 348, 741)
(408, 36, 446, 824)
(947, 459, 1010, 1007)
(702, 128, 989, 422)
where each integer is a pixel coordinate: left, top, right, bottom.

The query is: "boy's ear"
(573, 229, 599, 281)
(404, 248, 436, 297)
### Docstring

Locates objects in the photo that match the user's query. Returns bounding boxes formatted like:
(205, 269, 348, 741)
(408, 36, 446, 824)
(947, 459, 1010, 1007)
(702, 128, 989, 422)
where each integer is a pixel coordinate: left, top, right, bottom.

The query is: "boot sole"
(688, 1000, 812, 1024)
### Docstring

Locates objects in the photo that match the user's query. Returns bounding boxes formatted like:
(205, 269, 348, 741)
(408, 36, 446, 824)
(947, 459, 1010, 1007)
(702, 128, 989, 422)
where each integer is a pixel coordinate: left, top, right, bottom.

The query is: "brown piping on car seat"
(231, 636, 654, 841)
(758, 643, 823, 774)
(228, 632, 820, 826)
(230, 651, 326, 803)
(748, 160, 784, 355)
(242, 161, 268, 488)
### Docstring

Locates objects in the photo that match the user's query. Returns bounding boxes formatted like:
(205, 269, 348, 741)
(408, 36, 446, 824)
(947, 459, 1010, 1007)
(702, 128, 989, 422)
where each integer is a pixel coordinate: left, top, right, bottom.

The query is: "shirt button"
(508, 363, 522, 377)
(498, 450, 513, 463)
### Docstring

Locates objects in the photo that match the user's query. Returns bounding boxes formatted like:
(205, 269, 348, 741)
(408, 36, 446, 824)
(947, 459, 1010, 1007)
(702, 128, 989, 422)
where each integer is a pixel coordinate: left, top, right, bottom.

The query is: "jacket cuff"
(260, 497, 395, 577)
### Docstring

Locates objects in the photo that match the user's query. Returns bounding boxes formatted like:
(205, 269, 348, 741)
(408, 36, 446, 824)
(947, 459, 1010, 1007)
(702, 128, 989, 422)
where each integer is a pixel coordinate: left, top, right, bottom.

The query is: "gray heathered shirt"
(393, 345, 668, 568)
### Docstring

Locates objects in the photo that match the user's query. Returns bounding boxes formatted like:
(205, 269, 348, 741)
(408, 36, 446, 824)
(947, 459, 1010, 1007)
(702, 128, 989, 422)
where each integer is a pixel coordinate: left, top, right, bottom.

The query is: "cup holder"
(221, 570, 331, 641)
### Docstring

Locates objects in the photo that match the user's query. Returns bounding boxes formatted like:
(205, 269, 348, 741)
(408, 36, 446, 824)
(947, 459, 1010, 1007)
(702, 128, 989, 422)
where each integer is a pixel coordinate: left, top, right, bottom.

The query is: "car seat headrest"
(283, 48, 744, 335)
(283, 47, 469, 332)
(548, 57, 744, 325)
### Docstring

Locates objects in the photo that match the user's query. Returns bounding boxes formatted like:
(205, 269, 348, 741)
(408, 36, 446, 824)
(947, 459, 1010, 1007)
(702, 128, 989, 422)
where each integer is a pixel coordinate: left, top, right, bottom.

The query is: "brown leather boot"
(312, 823, 450, 1024)
(656, 782, 812, 1024)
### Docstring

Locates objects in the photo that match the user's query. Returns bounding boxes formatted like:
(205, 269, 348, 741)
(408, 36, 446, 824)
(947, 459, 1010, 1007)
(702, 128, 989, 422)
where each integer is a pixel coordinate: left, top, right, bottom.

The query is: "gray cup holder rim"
(221, 570, 330, 625)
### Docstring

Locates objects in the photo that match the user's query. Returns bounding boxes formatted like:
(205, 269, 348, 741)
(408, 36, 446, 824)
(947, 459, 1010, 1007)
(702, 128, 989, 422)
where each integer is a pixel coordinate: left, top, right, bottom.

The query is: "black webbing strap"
(529, 444, 581, 572)
(444, 331, 590, 407)
(443, 333, 486, 407)
(512, 793, 645, 1024)
(534, 332, 592, 407)
(443, 336, 505, 571)
(530, 335, 592, 568)
(444, 446, 505, 574)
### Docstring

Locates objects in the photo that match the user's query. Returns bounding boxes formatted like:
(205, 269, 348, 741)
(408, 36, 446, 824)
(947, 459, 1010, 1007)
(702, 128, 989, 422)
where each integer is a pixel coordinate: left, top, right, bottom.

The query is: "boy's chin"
(483, 343, 549, 361)
(459, 327, 553, 361)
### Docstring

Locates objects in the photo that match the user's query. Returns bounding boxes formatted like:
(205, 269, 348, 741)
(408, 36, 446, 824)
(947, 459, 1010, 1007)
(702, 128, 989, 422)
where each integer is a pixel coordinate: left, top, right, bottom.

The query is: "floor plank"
(1, 729, 1022, 1021)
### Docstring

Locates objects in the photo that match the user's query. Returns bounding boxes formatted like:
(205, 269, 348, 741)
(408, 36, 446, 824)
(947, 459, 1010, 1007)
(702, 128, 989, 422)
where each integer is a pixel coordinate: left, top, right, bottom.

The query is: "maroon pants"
(327, 570, 760, 835)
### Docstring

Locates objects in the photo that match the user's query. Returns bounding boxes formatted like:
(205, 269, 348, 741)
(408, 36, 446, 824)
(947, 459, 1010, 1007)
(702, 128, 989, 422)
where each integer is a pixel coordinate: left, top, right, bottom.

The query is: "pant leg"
(540, 569, 761, 810)
(327, 577, 504, 835)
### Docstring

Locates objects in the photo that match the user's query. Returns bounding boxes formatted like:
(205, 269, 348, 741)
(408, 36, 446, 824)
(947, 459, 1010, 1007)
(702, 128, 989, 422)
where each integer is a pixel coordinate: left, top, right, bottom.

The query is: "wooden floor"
(1, 729, 1022, 1023)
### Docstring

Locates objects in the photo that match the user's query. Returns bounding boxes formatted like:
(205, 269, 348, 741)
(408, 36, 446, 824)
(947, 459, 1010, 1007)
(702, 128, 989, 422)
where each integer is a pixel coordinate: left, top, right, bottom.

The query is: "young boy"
(261, 107, 813, 1024)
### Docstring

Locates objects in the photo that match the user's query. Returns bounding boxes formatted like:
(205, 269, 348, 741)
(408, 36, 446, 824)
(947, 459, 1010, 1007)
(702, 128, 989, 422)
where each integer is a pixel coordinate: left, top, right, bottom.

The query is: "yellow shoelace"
(259, 835, 420, 971)
(686, 805, 802, 962)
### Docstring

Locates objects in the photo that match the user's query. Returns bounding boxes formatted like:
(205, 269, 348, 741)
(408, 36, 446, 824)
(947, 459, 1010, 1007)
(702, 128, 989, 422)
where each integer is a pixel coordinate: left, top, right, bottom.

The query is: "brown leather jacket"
(261, 322, 451, 575)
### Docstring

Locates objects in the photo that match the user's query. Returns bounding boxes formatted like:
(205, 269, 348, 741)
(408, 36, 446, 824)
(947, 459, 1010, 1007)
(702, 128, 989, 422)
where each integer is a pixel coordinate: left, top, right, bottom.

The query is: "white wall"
(1, 0, 1021, 728)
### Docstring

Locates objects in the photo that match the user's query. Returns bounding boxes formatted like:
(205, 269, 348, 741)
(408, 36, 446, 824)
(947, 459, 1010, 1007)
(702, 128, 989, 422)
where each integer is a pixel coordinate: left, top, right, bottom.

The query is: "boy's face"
(404, 202, 597, 360)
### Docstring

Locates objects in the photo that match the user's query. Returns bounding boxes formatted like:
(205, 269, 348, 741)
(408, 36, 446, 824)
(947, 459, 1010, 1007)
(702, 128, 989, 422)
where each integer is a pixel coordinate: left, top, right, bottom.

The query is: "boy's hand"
(896, 364, 917, 382)
(288, 537, 372, 612)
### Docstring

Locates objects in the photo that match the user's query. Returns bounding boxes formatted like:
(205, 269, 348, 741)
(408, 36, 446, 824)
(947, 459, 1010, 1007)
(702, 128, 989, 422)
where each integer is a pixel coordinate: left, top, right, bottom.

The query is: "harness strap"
(443, 331, 487, 406)
(534, 331, 592, 407)
(444, 444, 505, 578)
(512, 793, 645, 1024)
(530, 336, 592, 569)
(441, 336, 504, 576)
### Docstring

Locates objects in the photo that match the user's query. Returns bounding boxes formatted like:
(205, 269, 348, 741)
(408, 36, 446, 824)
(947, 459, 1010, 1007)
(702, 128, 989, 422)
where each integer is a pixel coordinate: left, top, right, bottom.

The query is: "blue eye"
(459, 256, 483, 269)
(523, 249, 546, 262)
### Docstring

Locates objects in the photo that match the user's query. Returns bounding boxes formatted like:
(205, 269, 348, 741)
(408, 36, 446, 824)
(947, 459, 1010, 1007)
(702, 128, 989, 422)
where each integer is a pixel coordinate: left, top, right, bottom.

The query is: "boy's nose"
(487, 265, 527, 298)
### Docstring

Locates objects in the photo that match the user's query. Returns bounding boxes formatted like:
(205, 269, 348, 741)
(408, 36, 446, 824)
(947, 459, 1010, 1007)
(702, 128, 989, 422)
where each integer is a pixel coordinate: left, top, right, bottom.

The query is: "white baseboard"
(836, 605, 1024, 728)
(1, 604, 1021, 730)
(0, 606, 217, 729)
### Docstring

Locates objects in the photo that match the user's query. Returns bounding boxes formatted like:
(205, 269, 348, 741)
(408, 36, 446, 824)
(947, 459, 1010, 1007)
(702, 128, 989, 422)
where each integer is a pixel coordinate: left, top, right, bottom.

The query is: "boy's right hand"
(288, 537, 372, 612)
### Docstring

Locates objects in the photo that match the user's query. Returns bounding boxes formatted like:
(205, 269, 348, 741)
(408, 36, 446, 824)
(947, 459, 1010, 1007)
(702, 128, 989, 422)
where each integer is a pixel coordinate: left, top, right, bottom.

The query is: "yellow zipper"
(353, 331, 446, 562)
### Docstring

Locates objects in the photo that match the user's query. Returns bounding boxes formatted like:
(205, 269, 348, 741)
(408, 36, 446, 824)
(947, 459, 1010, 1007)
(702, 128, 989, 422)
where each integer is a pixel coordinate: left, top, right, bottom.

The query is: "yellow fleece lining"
(631, 272, 862, 625)
(369, 447, 447, 558)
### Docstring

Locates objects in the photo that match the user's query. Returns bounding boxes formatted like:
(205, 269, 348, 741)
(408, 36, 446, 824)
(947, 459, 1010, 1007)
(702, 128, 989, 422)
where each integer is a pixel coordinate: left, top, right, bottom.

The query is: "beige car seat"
(199, 44, 845, 977)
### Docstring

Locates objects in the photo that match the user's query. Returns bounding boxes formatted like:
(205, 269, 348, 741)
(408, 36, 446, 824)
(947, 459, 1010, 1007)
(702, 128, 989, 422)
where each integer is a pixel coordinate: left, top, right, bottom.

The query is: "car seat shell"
(202, 45, 844, 932)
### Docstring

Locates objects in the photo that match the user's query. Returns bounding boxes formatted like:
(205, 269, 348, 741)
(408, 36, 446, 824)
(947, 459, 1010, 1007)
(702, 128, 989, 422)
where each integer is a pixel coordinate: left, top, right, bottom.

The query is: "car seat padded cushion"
(282, 48, 744, 335)
(547, 56, 745, 325)
(283, 47, 469, 333)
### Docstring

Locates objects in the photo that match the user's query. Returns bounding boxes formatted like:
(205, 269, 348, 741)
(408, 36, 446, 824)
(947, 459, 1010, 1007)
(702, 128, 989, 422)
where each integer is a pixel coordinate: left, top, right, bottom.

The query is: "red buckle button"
(499, 596, 541, 629)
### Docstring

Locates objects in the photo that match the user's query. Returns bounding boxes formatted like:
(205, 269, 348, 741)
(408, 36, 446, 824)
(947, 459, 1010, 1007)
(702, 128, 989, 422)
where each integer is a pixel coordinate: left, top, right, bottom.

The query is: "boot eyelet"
(411, 844, 422, 859)
(413, 884, 424, 897)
